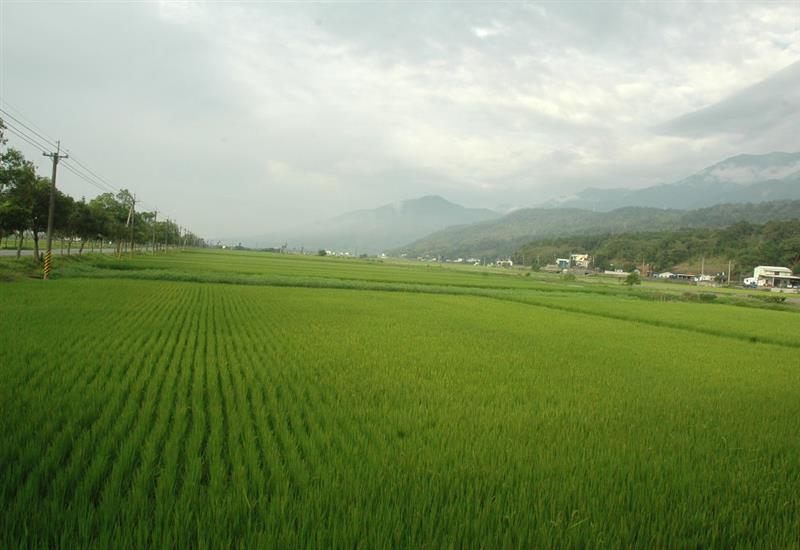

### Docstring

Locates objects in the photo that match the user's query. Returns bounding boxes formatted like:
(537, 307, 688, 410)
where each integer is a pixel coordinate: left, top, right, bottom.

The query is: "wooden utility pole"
(151, 208, 158, 253)
(121, 193, 135, 257)
(42, 141, 68, 279)
(128, 195, 136, 256)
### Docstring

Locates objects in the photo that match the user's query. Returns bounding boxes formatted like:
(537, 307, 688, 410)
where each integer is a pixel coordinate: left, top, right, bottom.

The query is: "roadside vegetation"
(0, 122, 202, 259)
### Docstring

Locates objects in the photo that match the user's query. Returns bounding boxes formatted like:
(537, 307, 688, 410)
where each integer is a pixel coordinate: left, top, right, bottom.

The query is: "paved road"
(1, 247, 122, 257)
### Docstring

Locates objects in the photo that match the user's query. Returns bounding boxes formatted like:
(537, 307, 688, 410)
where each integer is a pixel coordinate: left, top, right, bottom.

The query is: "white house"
(556, 258, 570, 270)
(570, 254, 591, 269)
(496, 259, 514, 268)
(753, 266, 800, 289)
(656, 272, 675, 279)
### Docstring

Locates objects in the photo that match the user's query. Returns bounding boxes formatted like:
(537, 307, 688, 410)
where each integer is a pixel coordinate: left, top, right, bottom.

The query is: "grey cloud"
(656, 60, 800, 139)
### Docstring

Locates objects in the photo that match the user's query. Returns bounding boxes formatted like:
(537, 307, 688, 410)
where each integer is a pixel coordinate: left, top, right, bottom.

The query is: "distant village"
(400, 252, 800, 293)
(224, 243, 799, 294)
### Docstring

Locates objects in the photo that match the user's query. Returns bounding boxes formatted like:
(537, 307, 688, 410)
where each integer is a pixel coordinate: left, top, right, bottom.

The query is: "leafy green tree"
(1, 145, 38, 254)
(89, 191, 130, 251)
(624, 271, 642, 286)
(23, 177, 73, 261)
(69, 198, 102, 254)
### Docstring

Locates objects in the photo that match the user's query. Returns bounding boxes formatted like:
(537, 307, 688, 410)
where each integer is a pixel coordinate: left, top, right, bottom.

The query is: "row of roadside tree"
(0, 120, 204, 259)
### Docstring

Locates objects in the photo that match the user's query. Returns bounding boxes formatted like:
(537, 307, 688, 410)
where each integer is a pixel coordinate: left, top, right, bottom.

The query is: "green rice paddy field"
(1, 250, 799, 547)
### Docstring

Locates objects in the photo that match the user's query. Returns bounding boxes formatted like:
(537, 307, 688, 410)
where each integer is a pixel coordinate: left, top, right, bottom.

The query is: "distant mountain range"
(241, 195, 498, 254)
(390, 151, 800, 259)
(544, 152, 800, 211)
(392, 200, 800, 260)
(238, 151, 800, 256)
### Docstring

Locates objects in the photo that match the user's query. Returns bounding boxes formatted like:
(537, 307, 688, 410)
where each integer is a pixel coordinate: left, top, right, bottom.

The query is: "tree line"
(514, 220, 800, 275)
(0, 121, 204, 259)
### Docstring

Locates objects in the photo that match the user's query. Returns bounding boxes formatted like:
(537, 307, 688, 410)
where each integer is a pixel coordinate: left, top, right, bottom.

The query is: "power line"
(5, 120, 120, 197)
(3, 115, 121, 197)
(1, 117, 117, 197)
(0, 101, 59, 147)
(62, 158, 117, 193)
(3, 122, 51, 153)
(0, 106, 58, 149)
(0, 106, 121, 195)
(64, 154, 119, 194)
(61, 161, 118, 195)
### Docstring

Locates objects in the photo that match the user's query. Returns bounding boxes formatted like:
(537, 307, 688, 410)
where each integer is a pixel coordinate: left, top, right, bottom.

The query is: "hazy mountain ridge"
(393, 200, 800, 259)
(240, 152, 800, 256)
(240, 195, 499, 253)
(545, 152, 800, 211)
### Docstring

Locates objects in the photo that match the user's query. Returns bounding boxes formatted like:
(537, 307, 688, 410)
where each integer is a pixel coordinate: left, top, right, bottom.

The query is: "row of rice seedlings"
(131, 285, 207, 547)
(1, 282, 175, 459)
(1, 285, 189, 544)
(215, 292, 295, 515)
(187, 286, 361, 543)
(89, 287, 198, 546)
(226, 287, 430, 543)
(120, 284, 202, 545)
(227, 291, 329, 492)
(221, 291, 275, 493)
(248, 290, 391, 455)
(174, 285, 211, 523)
(0, 294, 122, 504)
(237, 290, 376, 545)
(200, 289, 257, 541)
(48, 283, 197, 543)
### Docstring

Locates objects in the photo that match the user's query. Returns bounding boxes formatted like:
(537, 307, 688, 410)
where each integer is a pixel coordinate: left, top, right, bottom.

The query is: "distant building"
(753, 266, 800, 289)
(496, 259, 514, 268)
(696, 274, 716, 286)
(656, 272, 675, 279)
(570, 254, 591, 269)
(556, 258, 570, 270)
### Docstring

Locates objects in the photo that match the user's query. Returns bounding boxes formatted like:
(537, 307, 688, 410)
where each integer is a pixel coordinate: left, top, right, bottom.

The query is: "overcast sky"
(1, 1, 799, 238)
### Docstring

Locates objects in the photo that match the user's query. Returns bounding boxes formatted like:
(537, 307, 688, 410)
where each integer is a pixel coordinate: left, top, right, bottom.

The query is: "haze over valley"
(237, 150, 800, 255)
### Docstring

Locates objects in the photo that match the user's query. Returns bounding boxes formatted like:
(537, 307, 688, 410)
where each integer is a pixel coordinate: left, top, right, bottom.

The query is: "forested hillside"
(394, 200, 800, 259)
(513, 220, 800, 275)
